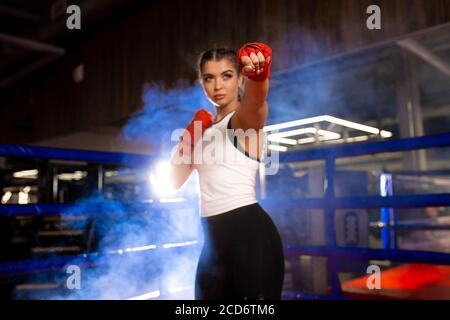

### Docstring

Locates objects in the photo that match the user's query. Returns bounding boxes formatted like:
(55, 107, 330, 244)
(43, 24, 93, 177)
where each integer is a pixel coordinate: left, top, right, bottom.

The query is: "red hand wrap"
(180, 109, 214, 151)
(237, 42, 272, 81)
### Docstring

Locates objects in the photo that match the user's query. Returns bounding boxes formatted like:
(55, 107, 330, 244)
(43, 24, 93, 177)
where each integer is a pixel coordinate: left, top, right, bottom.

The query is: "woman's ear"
(238, 74, 243, 87)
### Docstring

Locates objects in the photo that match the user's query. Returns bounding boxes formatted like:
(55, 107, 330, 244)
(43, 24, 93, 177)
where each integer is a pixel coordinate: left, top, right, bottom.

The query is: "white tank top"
(192, 110, 261, 217)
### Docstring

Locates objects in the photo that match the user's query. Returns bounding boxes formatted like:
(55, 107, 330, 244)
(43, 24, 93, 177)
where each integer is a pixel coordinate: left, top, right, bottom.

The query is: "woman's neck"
(215, 100, 239, 122)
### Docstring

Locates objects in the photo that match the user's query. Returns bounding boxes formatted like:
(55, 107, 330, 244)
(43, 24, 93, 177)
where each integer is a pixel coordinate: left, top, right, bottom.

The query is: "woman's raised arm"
(233, 42, 272, 131)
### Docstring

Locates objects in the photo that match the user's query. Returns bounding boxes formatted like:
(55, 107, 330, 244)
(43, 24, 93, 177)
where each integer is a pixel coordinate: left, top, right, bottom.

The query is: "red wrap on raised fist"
(237, 42, 272, 81)
(179, 109, 214, 155)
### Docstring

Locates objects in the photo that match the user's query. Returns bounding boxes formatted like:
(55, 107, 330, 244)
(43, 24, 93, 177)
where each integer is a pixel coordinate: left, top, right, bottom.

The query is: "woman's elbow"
(168, 165, 192, 192)
(171, 179, 184, 192)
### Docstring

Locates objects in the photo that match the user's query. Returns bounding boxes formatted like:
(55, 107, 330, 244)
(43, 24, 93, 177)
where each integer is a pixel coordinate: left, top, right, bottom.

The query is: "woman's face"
(200, 59, 242, 107)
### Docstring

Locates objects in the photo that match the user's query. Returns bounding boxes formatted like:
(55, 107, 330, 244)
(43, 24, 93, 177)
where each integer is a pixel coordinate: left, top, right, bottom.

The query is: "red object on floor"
(342, 264, 450, 299)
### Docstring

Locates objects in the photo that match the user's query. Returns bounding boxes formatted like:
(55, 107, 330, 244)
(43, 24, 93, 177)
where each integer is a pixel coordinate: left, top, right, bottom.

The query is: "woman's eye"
(203, 77, 212, 82)
(223, 74, 232, 79)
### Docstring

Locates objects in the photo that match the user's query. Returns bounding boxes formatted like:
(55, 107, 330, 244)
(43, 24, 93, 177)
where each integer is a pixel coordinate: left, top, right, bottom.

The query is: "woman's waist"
(201, 201, 265, 223)
(200, 193, 257, 216)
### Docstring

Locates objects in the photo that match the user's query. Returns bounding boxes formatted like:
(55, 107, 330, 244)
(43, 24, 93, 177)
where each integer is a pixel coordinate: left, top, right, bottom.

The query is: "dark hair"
(197, 47, 241, 78)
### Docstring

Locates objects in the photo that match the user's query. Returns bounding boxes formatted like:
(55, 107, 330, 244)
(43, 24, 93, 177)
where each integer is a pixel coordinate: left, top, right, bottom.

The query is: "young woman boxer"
(170, 42, 284, 300)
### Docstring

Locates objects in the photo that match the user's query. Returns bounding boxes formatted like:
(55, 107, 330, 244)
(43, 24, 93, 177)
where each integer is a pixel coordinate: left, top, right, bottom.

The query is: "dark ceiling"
(0, 0, 149, 92)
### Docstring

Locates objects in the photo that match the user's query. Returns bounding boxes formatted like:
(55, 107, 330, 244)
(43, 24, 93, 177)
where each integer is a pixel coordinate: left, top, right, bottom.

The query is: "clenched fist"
(179, 109, 214, 156)
(237, 42, 272, 81)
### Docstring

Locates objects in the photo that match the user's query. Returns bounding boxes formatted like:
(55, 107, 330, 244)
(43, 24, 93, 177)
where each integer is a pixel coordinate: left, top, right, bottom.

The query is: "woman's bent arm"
(168, 143, 194, 191)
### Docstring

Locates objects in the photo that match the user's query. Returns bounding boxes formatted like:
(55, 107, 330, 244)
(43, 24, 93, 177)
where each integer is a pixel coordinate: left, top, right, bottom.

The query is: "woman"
(169, 42, 284, 300)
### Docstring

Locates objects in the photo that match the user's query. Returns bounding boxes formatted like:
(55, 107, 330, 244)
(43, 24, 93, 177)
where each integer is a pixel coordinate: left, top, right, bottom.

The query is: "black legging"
(195, 203, 285, 300)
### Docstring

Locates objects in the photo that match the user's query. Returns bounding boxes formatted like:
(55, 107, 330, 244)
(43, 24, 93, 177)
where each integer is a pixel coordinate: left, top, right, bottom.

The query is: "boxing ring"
(0, 146, 201, 299)
(261, 132, 450, 299)
(1, 132, 450, 299)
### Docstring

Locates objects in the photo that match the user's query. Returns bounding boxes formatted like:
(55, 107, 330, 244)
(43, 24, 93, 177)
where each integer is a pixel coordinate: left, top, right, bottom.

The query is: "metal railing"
(260, 132, 450, 299)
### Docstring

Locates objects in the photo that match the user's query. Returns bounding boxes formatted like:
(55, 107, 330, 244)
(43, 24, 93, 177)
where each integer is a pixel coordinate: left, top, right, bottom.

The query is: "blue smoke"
(21, 171, 202, 299)
(122, 81, 212, 156)
(266, 26, 392, 126)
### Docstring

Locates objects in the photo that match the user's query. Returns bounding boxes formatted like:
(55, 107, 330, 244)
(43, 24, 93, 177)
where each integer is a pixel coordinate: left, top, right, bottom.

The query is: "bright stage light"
(13, 169, 38, 179)
(267, 145, 288, 152)
(127, 290, 160, 300)
(149, 161, 176, 198)
(267, 136, 298, 145)
(268, 127, 341, 146)
(264, 115, 392, 139)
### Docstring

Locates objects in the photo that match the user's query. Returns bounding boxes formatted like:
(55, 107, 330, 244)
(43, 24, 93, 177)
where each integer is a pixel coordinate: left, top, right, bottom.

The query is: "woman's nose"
(214, 78, 223, 89)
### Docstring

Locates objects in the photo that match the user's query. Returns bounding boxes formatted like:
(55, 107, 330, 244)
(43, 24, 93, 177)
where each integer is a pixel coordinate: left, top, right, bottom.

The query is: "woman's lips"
(213, 95, 225, 100)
